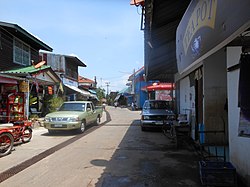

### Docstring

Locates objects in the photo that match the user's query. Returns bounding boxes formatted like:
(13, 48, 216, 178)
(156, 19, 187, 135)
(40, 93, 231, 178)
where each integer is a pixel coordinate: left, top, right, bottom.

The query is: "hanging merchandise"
(238, 53, 250, 137)
(35, 82, 39, 93)
(19, 81, 29, 92)
(48, 86, 53, 95)
(4, 84, 18, 93)
(0, 93, 25, 122)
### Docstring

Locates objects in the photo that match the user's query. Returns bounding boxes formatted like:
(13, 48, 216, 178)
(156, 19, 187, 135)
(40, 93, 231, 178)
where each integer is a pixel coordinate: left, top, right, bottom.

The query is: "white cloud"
(109, 74, 130, 92)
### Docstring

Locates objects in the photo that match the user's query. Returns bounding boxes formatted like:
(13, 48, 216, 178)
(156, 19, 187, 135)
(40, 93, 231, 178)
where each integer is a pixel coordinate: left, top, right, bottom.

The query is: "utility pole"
(105, 82, 110, 97)
(94, 76, 97, 88)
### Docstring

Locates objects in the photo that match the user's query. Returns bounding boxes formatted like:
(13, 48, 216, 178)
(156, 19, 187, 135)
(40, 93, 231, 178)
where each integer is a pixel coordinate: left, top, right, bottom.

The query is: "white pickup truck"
(140, 100, 175, 131)
(44, 101, 103, 134)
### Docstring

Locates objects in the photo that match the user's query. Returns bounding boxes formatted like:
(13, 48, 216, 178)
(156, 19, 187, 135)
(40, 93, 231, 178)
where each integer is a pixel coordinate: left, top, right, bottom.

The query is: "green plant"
(48, 96, 64, 112)
(29, 114, 39, 119)
(29, 95, 37, 106)
(96, 87, 105, 101)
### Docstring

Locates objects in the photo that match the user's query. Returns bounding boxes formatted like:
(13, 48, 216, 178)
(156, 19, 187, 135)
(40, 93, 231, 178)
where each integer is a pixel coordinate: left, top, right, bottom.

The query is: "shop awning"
(89, 89, 97, 94)
(64, 84, 90, 97)
(1, 64, 61, 85)
(0, 74, 26, 84)
(143, 0, 191, 82)
(114, 94, 121, 101)
(146, 83, 174, 91)
(90, 94, 99, 101)
(0, 75, 18, 84)
(130, 0, 144, 6)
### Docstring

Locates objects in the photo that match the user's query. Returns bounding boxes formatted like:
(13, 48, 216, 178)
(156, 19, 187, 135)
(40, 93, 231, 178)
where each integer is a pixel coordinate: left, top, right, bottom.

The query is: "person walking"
(131, 102, 135, 111)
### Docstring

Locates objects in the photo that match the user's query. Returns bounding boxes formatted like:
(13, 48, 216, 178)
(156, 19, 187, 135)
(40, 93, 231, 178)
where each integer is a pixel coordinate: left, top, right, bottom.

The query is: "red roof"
(78, 76, 94, 83)
(146, 83, 174, 91)
(130, 0, 144, 6)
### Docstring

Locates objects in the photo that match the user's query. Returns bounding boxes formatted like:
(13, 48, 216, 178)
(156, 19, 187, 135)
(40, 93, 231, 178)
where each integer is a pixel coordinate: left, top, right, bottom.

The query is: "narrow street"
(0, 106, 201, 187)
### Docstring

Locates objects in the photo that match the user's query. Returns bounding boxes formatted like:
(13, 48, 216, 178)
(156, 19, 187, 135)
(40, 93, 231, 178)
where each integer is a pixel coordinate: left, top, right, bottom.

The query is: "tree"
(96, 87, 105, 101)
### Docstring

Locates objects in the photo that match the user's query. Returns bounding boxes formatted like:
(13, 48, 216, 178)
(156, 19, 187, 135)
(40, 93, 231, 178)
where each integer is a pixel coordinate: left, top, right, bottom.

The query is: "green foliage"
(96, 87, 105, 101)
(29, 114, 39, 119)
(48, 96, 64, 112)
(29, 95, 37, 106)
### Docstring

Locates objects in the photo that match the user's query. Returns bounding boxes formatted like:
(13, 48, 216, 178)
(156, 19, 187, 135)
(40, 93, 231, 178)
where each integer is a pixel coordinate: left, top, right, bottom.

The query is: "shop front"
(146, 82, 175, 110)
(1, 64, 61, 117)
(176, 0, 250, 185)
(0, 74, 28, 123)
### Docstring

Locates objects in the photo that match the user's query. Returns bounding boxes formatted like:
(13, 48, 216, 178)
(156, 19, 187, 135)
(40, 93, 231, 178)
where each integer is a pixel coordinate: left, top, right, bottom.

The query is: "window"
(87, 103, 92, 111)
(13, 38, 30, 66)
(149, 101, 170, 109)
(59, 103, 85, 111)
(91, 103, 95, 111)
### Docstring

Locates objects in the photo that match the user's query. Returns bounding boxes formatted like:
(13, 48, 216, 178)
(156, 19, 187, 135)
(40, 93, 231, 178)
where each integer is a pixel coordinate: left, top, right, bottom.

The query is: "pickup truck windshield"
(149, 101, 171, 109)
(59, 103, 86, 112)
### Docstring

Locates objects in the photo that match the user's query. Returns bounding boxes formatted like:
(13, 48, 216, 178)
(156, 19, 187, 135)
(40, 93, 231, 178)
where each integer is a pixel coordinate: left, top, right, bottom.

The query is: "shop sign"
(176, 0, 250, 74)
(19, 81, 29, 92)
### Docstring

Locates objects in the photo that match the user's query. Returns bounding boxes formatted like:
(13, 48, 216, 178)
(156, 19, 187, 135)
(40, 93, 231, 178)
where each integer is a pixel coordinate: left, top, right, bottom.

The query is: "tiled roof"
(78, 75, 94, 83)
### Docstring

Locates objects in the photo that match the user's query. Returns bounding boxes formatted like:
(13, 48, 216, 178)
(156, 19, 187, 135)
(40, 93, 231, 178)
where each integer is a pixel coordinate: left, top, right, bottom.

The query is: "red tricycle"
(0, 120, 32, 157)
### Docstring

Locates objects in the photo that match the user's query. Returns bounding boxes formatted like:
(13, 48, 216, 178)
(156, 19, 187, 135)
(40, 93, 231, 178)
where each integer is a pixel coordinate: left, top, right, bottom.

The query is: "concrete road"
(0, 106, 202, 187)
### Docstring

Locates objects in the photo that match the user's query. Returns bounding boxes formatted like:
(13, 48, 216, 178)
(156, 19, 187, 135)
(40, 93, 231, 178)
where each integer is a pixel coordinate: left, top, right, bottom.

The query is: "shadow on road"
(92, 117, 202, 187)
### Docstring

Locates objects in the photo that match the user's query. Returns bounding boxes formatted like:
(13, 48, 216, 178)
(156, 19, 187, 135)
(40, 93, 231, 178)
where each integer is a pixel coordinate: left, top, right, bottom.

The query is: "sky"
(0, 0, 144, 92)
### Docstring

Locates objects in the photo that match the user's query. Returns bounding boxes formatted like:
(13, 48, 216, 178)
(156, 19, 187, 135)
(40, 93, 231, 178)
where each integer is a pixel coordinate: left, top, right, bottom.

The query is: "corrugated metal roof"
(64, 84, 90, 97)
(144, 0, 191, 82)
(65, 55, 86, 67)
(0, 73, 26, 81)
(1, 65, 51, 74)
(0, 21, 52, 51)
(1, 65, 61, 85)
(118, 87, 131, 94)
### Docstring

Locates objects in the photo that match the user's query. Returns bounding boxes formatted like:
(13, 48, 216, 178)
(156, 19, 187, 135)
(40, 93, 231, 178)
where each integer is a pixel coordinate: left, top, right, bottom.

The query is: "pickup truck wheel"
(95, 116, 101, 125)
(78, 121, 86, 133)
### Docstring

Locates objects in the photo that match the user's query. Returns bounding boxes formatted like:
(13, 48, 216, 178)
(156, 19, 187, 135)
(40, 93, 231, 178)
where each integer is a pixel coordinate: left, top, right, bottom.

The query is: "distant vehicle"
(44, 101, 103, 134)
(140, 100, 175, 131)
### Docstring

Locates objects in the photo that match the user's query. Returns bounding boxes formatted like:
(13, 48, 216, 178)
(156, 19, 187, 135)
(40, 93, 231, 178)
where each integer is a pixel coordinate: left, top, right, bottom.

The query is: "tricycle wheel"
(22, 128, 32, 143)
(0, 132, 14, 157)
